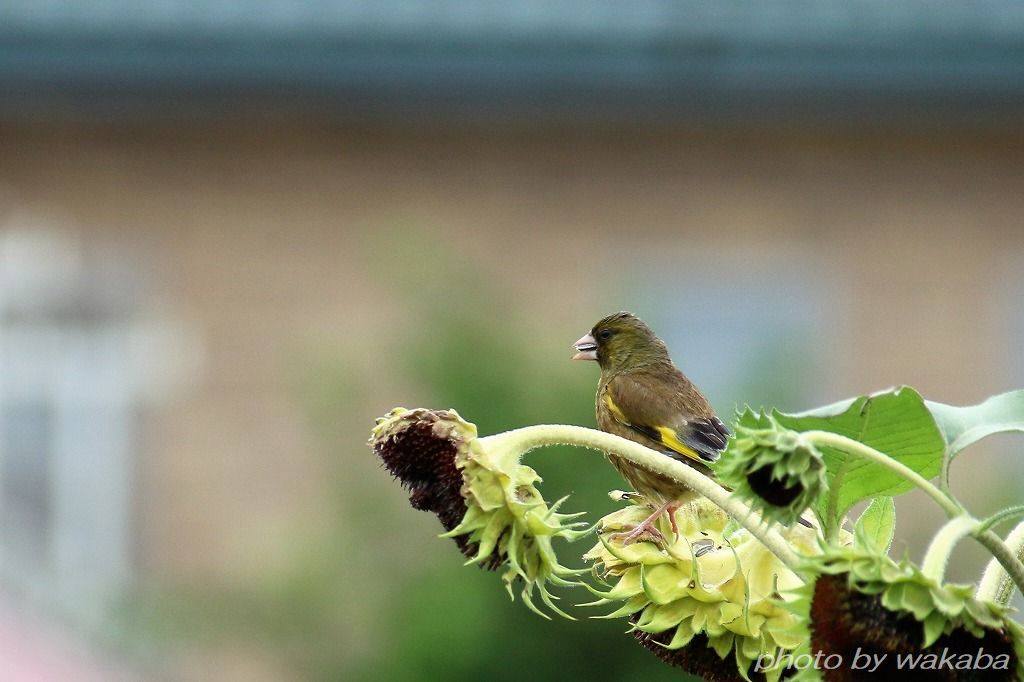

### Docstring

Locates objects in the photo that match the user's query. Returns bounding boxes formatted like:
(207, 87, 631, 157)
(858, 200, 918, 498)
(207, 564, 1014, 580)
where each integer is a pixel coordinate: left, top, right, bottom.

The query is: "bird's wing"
(604, 373, 731, 465)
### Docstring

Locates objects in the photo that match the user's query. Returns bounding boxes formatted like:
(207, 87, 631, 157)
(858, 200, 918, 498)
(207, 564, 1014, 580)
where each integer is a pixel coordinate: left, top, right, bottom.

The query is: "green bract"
(583, 498, 823, 682)
(370, 407, 590, 618)
(717, 419, 827, 526)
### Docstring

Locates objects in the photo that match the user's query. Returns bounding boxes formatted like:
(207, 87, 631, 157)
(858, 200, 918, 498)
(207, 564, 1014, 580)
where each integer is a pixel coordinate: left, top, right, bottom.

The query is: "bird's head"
(572, 311, 670, 372)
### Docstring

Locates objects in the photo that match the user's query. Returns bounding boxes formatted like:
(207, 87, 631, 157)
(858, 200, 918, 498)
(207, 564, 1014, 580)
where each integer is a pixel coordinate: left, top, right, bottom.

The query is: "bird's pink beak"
(572, 333, 598, 361)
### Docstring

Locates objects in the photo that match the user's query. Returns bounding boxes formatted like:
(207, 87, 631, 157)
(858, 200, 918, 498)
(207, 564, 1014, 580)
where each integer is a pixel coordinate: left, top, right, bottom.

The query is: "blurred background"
(1, 1, 1023, 680)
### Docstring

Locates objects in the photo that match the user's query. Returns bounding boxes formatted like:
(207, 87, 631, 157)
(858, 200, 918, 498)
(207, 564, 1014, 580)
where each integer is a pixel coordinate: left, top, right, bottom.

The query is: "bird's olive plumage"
(575, 312, 730, 507)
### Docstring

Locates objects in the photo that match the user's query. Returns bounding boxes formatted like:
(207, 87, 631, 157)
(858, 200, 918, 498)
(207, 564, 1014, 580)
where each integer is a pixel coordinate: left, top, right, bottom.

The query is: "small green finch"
(572, 311, 730, 544)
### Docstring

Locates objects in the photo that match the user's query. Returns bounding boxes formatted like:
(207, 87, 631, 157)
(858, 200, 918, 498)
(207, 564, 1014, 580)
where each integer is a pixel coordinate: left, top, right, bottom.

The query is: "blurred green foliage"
(136, 229, 699, 681)
(340, 230, 694, 681)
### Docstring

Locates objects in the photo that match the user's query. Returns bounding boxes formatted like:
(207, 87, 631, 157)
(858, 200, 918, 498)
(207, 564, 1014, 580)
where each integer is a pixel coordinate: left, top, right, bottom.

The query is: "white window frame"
(0, 231, 136, 627)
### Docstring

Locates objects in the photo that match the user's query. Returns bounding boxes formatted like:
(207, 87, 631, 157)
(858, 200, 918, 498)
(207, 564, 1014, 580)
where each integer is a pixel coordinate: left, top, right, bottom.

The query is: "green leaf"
(855, 497, 895, 554)
(926, 390, 1024, 458)
(737, 387, 944, 532)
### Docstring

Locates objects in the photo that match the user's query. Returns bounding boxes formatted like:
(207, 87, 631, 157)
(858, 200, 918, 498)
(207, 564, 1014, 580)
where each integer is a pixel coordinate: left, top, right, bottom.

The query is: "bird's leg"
(666, 503, 680, 539)
(609, 500, 674, 545)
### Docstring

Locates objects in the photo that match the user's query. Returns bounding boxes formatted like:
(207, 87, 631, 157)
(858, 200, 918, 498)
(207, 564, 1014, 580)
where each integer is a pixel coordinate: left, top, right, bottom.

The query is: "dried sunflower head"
(370, 407, 590, 617)
(583, 498, 824, 681)
(781, 544, 1023, 681)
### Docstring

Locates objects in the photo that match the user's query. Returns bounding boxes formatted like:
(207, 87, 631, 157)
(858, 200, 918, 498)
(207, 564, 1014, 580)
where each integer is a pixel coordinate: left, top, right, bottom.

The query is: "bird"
(572, 311, 730, 545)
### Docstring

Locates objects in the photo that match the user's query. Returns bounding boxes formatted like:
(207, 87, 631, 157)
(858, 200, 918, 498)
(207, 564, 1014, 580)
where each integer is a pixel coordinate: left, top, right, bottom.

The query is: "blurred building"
(0, 2, 1023, 680)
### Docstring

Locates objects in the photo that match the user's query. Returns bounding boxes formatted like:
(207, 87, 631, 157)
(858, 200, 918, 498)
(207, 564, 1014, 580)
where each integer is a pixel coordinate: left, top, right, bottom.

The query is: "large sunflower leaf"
(733, 387, 944, 532)
(926, 390, 1024, 459)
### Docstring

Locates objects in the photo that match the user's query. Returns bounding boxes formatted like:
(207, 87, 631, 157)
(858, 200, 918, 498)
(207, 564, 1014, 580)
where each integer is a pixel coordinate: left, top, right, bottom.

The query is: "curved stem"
(480, 425, 803, 573)
(802, 431, 963, 518)
(939, 448, 954, 497)
(922, 516, 977, 583)
(803, 431, 1024, 600)
(978, 519, 1024, 604)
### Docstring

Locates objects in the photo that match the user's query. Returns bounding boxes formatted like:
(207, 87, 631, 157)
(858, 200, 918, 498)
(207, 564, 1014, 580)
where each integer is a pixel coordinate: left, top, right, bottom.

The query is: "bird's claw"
(605, 501, 681, 546)
(609, 520, 665, 545)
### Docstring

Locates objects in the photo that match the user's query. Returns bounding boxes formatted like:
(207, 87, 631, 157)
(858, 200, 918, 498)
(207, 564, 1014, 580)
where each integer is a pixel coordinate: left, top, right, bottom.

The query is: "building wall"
(0, 120, 1021, 585)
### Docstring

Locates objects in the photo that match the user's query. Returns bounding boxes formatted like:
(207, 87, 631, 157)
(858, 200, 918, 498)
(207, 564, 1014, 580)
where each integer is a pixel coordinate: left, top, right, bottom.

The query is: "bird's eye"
(598, 329, 612, 340)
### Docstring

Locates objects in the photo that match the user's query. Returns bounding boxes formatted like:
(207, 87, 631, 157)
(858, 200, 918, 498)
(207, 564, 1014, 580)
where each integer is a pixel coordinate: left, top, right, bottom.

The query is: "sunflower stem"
(479, 424, 804, 574)
(803, 430, 1024, 600)
(977, 519, 1024, 605)
(922, 516, 978, 583)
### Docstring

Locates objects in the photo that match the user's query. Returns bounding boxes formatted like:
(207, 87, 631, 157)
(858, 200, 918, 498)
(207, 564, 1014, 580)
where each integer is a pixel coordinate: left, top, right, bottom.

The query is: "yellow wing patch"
(603, 393, 628, 422)
(654, 426, 704, 463)
(603, 393, 706, 464)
